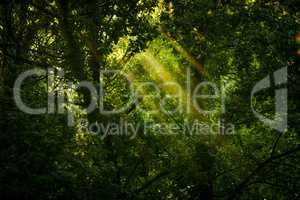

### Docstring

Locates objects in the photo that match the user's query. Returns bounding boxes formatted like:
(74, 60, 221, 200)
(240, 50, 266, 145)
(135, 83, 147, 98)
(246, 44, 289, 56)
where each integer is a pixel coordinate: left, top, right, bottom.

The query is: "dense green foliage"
(0, 0, 299, 199)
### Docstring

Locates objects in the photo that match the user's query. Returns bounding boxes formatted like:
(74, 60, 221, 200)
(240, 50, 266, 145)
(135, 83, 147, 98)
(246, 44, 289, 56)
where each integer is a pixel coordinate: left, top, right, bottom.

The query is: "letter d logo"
(251, 67, 287, 132)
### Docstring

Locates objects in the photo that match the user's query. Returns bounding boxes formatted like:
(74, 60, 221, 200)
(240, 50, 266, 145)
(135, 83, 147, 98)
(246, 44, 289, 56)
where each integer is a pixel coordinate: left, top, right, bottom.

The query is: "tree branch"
(225, 145, 300, 200)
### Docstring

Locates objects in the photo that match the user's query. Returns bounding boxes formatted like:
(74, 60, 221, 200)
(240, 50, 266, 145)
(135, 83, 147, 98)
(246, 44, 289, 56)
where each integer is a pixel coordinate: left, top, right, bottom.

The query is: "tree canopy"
(0, 0, 299, 199)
